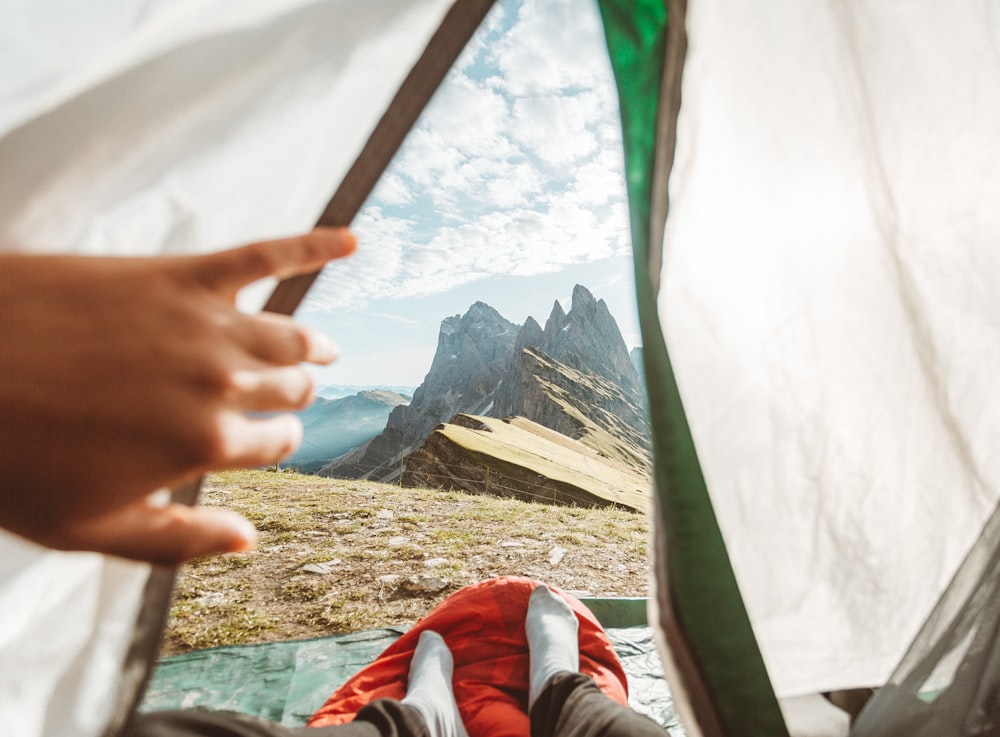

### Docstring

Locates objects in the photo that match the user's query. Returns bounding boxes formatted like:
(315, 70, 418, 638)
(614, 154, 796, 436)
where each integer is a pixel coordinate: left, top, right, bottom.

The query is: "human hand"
(0, 228, 355, 565)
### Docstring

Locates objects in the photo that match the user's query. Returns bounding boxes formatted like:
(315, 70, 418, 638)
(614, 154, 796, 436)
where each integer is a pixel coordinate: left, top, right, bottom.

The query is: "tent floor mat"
(141, 625, 679, 731)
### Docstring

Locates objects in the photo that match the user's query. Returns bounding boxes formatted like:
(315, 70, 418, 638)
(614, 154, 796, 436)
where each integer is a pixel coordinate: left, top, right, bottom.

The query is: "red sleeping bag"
(308, 576, 629, 737)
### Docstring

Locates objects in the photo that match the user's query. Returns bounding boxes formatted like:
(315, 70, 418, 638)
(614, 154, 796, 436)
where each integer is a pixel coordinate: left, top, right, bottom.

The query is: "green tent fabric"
(596, 3, 788, 736)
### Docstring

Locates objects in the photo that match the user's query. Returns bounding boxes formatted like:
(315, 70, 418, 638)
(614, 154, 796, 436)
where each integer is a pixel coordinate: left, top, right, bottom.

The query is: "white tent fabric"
(663, 0, 1000, 697)
(0, 0, 453, 260)
(0, 537, 149, 737)
(0, 3, 454, 737)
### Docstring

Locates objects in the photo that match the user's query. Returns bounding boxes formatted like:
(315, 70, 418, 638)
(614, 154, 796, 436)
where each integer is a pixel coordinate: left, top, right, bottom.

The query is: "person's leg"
(399, 631, 468, 737)
(127, 631, 464, 737)
(526, 586, 669, 737)
(525, 584, 580, 707)
(530, 673, 667, 737)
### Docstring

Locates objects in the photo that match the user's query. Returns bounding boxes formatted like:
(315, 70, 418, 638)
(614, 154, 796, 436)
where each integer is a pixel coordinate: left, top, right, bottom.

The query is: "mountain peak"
(466, 301, 503, 321)
(439, 314, 461, 338)
(543, 299, 568, 342)
(571, 284, 597, 309)
(515, 315, 545, 354)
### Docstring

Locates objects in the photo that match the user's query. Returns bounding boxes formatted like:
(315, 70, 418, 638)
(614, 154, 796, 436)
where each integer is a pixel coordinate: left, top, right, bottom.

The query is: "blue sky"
(298, 0, 638, 388)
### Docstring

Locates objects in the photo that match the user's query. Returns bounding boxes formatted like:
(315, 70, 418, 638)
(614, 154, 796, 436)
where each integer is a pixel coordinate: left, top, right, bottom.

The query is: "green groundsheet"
(142, 602, 679, 731)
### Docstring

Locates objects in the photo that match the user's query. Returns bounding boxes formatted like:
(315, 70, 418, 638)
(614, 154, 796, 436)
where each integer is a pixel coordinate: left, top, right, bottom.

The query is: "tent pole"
(264, 0, 498, 318)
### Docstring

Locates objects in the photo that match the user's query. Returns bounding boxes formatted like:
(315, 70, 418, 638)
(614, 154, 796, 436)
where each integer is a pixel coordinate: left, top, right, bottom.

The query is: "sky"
(297, 0, 639, 389)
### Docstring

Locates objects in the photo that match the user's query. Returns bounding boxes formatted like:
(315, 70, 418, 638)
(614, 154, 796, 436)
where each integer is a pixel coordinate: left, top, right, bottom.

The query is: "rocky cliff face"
(546, 285, 639, 391)
(629, 347, 645, 396)
(493, 284, 645, 423)
(322, 285, 648, 482)
(322, 302, 519, 479)
(505, 347, 649, 473)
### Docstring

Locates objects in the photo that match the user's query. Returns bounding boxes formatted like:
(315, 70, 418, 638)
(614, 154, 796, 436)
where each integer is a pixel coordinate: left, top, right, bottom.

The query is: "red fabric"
(308, 577, 628, 737)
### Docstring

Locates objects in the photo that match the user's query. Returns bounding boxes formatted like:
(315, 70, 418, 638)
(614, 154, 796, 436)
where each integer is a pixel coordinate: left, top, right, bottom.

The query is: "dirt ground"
(161, 468, 651, 657)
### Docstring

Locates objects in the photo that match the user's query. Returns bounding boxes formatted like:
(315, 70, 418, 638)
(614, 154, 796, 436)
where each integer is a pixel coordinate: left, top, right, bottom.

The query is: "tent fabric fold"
(0, 0, 458, 262)
(0, 3, 474, 736)
(0, 537, 151, 737)
(658, 0, 1000, 707)
(852, 498, 1000, 737)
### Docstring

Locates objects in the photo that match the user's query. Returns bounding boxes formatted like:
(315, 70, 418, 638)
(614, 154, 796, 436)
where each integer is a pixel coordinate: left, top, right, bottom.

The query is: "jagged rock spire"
(538, 285, 640, 395)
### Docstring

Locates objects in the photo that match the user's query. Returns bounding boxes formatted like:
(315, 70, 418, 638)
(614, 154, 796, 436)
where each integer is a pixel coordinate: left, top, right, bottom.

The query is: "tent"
(2, 1, 999, 735)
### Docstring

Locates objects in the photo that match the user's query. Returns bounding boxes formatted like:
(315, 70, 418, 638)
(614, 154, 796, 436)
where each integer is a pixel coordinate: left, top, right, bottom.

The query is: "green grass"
(161, 468, 650, 657)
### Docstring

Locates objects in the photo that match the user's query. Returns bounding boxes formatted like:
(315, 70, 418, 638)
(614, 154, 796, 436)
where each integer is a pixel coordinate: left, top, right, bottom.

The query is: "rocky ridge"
(402, 414, 649, 511)
(323, 303, 519, 480)
(321, 285, 648, 484)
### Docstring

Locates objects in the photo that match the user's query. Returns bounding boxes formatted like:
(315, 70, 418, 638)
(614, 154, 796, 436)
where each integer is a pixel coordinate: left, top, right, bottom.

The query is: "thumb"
(59, 500, 258, 566)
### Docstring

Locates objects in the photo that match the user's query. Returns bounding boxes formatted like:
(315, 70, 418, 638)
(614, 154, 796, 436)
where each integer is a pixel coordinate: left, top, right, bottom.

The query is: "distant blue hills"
(285, 389, 411, 473)
(315, 384, 416, 400)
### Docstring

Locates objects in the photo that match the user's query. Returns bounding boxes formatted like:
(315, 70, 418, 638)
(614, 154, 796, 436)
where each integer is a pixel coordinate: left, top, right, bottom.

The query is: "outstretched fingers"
(226, 365, 315, 412)
(193, 228, 357, 294)
(237, 311, 339, 366)
(56, 495, 259, 566)
(207, 412, 305, 471)
(0, 238, 354, 562)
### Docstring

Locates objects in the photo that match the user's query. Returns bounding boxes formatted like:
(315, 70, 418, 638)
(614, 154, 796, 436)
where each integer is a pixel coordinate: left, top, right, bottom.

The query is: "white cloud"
(370, 171, 413, 207)
(423, 74, 511, 152)
(453, 1, 513, 74)
(302, 0, 631, 314)
(488, 0, 610, 98)
(570, 148, 626, 206)
(304, 206, 411, 311)
(512, 92, 601, 166)
(486, 170, 532, 209)
(358, 310, 422, 326)
(394, 128, 465, 189)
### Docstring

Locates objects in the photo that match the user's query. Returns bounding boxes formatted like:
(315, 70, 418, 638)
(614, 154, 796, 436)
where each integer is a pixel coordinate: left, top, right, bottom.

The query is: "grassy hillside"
(404, 415, 649, 511)
(163, 468, 650, 656)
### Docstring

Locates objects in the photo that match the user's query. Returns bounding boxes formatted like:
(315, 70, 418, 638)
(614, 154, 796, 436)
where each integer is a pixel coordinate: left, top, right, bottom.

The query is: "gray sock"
(400, 631, 468, 737)
(526, 585, 579, 708)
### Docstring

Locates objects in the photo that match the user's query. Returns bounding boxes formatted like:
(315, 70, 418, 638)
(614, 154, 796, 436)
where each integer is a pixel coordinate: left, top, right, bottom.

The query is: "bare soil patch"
(161, 469, 650, 657)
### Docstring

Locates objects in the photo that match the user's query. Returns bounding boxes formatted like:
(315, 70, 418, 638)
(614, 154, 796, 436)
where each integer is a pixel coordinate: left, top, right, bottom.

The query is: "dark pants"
(530, 673, 667, 737)
(129, 701, 429, 737)
(130, 673, 667, 737)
